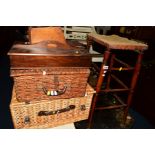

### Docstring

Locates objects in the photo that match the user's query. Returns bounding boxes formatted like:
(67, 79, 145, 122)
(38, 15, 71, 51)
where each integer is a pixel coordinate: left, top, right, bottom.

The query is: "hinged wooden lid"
(8, 42, 89, 56)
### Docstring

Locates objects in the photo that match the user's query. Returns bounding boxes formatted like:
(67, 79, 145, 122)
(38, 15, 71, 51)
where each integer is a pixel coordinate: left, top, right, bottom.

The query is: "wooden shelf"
(111, 67, 134, 71)
(95, 105, 126, 110)
(100, 88, 129, 93)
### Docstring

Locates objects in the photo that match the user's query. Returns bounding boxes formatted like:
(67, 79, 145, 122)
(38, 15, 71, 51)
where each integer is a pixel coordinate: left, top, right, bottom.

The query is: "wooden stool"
(87, 34, 148, 128)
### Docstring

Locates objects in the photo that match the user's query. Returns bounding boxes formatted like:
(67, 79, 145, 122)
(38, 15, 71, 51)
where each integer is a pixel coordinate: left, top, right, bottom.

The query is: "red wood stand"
(87, 34, 148, 128)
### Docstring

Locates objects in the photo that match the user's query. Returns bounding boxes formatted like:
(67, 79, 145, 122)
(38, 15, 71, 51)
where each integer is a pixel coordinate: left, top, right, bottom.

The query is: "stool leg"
(123, 52, 143, 123)
(106, 54, 115, 89)
(88, 50, 111, 128)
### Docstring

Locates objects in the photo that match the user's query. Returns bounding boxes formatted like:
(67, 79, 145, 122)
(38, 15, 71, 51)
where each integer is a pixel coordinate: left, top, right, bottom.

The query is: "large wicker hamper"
(11, 68, 90, 102)
(10, 84, 95, 129)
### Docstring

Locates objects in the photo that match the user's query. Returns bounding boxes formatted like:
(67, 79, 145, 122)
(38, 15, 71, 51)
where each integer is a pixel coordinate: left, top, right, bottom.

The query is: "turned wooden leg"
(88, 50, 111, 128)
(123, 52, 143, 123)
(106, 54, 115, 89)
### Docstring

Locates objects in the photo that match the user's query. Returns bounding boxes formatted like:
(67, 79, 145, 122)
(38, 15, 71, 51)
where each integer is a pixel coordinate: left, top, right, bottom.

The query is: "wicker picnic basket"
(10, 84, 95, 129)
(11, 67, 90, 102)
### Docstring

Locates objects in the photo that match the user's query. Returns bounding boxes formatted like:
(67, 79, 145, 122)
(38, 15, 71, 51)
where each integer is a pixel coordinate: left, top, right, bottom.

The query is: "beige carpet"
(51, 123, 75, 129)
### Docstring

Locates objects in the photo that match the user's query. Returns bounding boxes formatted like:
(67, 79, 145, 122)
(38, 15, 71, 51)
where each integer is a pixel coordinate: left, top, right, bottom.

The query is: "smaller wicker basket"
(10, 84, 95, 129)
(11, 67, 90, 102)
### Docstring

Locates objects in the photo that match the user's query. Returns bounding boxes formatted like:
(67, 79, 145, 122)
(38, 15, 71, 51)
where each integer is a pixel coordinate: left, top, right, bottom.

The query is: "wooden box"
(8, 26, 91, 68)
(8, 42, 91, 68)
(8, 35, 91, 102)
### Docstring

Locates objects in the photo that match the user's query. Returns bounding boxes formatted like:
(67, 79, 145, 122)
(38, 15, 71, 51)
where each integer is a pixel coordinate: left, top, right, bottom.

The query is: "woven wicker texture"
(11, 68, 90, 102)
(10, 84, 95, 129)
(88, 34, 148, 51)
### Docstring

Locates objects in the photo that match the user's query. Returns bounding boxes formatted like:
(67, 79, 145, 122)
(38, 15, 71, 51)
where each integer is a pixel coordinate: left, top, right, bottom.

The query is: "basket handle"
(38, 105, 75, 116)
(42, 85, 67, 96)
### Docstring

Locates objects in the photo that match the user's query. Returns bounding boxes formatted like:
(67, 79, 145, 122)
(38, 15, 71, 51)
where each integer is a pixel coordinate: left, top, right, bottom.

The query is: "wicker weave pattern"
(88, 34, 148, 51)
(10, 84, 95, 129)
(11, 68, 90, 102)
